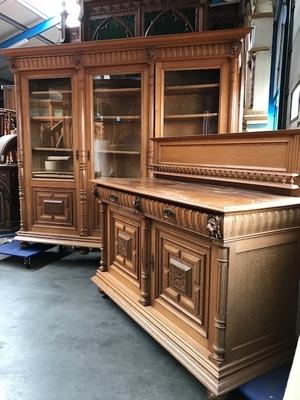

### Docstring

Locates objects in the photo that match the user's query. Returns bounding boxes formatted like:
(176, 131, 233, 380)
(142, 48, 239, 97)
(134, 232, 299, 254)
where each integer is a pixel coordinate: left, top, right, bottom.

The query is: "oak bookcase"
(0, 28, 248, 247)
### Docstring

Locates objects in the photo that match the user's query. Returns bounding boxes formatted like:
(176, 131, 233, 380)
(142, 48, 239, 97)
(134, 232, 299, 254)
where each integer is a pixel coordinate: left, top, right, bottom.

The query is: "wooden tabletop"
(92, 178, 300, 213)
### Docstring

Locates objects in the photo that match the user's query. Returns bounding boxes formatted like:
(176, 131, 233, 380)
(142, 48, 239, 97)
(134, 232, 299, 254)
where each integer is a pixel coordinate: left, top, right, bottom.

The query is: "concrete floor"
(0, 248, 244, 400)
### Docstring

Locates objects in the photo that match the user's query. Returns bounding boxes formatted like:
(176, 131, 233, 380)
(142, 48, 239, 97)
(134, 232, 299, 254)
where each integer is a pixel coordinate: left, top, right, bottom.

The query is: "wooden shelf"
(32, 147, 73, 152)
(94, 116, 140, 121)
(165, 113, 218, 120)
(33, 171, 73, 179)
(94, 88, 140, 94)
(31, 116, 72, 121)
(95, 150, 140, 155)
(165, 83, 219, 92)
(30, 90, 71, 95)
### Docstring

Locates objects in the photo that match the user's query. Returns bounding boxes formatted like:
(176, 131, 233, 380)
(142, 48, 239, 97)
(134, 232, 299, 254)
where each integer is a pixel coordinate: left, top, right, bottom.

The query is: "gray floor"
(0, 247, 243, 400)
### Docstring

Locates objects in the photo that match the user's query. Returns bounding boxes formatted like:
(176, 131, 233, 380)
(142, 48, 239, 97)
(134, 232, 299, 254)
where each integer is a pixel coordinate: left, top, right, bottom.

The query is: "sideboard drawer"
(100, 186, 211, 238)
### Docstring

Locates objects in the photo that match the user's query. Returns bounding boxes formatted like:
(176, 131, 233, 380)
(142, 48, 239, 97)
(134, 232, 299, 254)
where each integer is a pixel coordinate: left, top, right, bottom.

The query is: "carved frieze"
(88, 0, 201, 16)
(224, 208, 300, 239)
(16, 55, 74, 70)
(11, 39, 242, 72)
(89, 2, 140, 16)
(149, 164, 299, 190)
(159, 43, 234, 59)
(142, 0, 200, 7)
(82, 49, 147, 66)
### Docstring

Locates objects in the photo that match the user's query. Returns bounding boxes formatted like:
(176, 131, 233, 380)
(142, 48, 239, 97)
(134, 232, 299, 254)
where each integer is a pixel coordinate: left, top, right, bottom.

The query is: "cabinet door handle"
(87, 150, 91, 161)
(110, 193, 119, 203)
(163, 208, 175, 220)
(76, 150, 79, 160)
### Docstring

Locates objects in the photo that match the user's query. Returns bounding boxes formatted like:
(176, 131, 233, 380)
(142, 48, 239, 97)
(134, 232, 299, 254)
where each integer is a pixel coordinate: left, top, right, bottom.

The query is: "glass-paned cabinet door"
(92, 73, 142, 178)
(29, 77, 74, 179)
(160, 67, 221, 136)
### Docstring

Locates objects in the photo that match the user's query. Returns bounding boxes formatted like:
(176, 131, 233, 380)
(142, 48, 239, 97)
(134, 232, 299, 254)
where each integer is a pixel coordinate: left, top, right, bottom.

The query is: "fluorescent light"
(64, 0, 81, 27)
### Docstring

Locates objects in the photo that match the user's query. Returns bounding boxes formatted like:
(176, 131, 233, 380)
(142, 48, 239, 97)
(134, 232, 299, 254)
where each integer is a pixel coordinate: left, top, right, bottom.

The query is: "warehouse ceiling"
(0, 0, 62, 82)
(0, 0, 257, 83)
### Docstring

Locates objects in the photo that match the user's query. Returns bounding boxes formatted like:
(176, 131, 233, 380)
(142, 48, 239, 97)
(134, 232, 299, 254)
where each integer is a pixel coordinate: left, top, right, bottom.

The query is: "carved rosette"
(92, 185, 100, 198)
(117, 234, 132, 259)
(9, 58, 17, 72)
(72, 54, 81, 68)
(207, 214, 223, 241)
(230, 41, 242, 57)
(146, 48, 157, 64)
(169, 257, 191, 296)
(132, 196, 143, 214)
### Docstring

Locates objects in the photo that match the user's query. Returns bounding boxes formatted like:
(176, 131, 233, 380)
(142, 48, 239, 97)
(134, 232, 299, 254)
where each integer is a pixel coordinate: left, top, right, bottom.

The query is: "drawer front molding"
(100, 187, 210, 238)
(32, 188, 75, 227)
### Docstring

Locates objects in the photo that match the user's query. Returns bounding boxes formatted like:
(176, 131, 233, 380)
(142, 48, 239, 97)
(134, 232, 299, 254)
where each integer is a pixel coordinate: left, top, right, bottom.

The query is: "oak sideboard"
(92, 130, 300, 398)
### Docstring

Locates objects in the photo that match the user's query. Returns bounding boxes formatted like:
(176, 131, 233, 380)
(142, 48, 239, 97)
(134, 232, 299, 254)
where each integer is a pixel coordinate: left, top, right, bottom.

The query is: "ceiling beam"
(0, 12, 55, 45)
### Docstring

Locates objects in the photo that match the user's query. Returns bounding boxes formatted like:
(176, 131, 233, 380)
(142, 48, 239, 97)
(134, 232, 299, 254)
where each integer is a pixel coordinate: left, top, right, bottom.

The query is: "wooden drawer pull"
(163, 208, 175, 220)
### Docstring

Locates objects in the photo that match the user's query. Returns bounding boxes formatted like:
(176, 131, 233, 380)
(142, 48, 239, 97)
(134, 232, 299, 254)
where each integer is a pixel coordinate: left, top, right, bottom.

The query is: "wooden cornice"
(0, 28, 251, 59)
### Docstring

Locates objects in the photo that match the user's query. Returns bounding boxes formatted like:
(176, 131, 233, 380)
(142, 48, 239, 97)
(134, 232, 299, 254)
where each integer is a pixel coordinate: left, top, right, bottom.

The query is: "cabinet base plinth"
(207, 390, 229, 400)
(91, 271, 294, 397)
(15, 233, 101, 249)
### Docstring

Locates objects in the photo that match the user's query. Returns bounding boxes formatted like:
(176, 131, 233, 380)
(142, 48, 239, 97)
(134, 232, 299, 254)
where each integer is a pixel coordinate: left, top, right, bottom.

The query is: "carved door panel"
(107, 206, 142, 297)
(152, 222, 211, 342)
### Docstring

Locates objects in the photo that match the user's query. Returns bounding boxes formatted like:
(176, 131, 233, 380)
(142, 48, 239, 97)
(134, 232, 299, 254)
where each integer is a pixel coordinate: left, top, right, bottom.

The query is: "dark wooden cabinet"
(0, 164, 19, 232)
(83, 0, 245, 41)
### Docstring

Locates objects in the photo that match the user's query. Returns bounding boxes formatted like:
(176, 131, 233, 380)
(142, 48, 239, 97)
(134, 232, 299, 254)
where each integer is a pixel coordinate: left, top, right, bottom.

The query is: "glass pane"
(90, 15, 136, 40)
(29, 78, 73, 179)
(163, 69, 220, 136)
(144, 8, 196, 36)
(93, 73, 141, 178)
